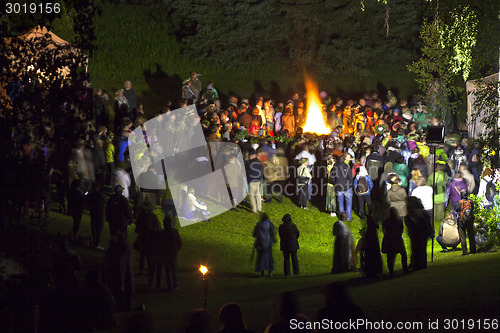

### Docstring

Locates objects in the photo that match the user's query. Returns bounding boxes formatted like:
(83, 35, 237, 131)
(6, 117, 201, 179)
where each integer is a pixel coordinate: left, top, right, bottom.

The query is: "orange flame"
(302, 76, 331, 135)
(199, 265, 208, 275)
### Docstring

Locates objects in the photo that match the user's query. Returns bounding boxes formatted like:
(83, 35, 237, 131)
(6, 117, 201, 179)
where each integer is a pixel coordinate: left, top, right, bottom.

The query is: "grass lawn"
(25, 194, 500, 332)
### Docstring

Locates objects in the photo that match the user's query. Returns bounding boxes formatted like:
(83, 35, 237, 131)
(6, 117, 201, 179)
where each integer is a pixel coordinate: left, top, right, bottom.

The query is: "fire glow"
(302, 75, 331, 135)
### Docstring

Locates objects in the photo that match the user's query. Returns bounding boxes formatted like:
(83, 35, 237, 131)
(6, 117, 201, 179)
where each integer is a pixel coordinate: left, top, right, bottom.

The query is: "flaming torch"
(302, 75, 331, 135)
(199, 265, 209, 308)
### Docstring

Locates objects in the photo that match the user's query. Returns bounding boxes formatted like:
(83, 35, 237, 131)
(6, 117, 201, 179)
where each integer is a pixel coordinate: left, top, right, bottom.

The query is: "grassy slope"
(39, 196, 499, 332)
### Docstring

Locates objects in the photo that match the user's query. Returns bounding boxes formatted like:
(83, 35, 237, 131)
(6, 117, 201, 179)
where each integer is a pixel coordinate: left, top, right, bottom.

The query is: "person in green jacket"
(393, 155, 410, 189)
(427, 162, 448, 221)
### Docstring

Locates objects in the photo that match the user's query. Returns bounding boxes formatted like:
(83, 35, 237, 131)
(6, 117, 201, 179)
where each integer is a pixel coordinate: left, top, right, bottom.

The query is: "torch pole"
(431, 146, 435, 262)
(203, 274, 208, 309)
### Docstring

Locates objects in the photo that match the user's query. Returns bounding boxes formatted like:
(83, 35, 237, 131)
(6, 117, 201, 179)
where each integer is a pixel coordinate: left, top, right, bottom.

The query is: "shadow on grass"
(142, 64, 182, 111)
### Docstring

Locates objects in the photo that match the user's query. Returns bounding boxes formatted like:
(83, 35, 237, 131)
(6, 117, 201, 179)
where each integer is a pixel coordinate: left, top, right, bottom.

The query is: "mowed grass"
(35, 194, 500, 332)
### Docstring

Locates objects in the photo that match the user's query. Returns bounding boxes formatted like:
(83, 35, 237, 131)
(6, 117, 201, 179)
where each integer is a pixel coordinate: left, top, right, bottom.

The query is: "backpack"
(366, 159, 382, 181)
(356, 177, 369, 195)
(485, 180, 496, 202)
(459, 199, 473, 227)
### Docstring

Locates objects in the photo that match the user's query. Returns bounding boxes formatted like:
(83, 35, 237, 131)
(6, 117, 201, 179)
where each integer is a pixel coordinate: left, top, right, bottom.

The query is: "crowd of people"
(2, 71, 500, 332)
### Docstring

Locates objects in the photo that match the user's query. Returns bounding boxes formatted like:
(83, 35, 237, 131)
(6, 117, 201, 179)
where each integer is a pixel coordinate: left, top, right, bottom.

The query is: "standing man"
(67, 179, 85, 240)
(454, 189, 476, 255)
(331, 153, 354, 222)
(278, 214, 300, 276)
(189, 71, 202, 101)
(157, 217, 182, 291)
(87, 181, 107, 249)
(247, 150, 263, 214)
(123, 81, 137, 119)
(106, 185, 133, 238)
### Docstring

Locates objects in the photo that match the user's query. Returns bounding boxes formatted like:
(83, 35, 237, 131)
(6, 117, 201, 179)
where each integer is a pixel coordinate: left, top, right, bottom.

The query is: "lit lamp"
(199, 265, 209, 308)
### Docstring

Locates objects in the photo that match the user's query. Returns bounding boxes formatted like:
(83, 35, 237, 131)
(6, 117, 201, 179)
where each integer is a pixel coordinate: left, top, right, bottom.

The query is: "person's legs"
(298, 185, 307, 208)
(283, 251, 291, 275)
(291, 250, 299, 274)
(165, 261, 173, 290)
(466, 222, 476, 254)
(171, 260, 178, 289)
(337, 191, 345, 214)
(364, 194, 372, 215)
(458, 226, 468, 254)
(249, 181, 259, 213)
(387, 253, 396, 276)
(357, 194, 365, 218)
(265, 181, 273, 203)
(90, 217, 97, 245)
(95, 218, 104, 247)
(254, 181, 262, 212)
(436, 236, 447, 251)
(72, 212, 82, 237)
(400, 249, 408, 273)
(345, 188, 353, 220)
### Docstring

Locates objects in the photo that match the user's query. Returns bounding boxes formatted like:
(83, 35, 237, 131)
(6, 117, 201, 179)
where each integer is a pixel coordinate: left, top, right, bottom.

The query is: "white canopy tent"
(466, 72, 499, 139)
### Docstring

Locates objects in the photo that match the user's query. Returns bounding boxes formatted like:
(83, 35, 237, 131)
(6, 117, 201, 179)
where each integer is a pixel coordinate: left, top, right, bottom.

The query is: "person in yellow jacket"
(105, 133, 115, 186)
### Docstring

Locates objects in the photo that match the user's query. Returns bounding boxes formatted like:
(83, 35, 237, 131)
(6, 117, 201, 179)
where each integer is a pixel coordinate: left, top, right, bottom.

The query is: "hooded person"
(278, 214, 300, 276)
(331, 221, 356, 274)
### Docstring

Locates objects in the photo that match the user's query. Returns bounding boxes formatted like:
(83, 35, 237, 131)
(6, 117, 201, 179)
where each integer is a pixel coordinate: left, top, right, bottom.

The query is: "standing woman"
(114, 89, 129, 131)
(325, 155, 337, 217)
(278, 214, 300, 276)
(381, 207, 408, 277)
(67, 178, 85, 240)
(134, 201, 161, 277)
(405, 197, 433, 270)
(253, 213, 276, 277)
(297, 158, 312, 209)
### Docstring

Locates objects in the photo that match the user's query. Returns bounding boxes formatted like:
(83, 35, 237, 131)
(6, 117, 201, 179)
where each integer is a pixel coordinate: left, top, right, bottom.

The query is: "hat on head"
(282, 213, 292, 224)
(114, 184, 124, 193)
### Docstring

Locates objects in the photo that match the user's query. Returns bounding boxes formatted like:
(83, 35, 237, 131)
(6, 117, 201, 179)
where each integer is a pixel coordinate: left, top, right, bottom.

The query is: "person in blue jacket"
(353, 166, 373, 220)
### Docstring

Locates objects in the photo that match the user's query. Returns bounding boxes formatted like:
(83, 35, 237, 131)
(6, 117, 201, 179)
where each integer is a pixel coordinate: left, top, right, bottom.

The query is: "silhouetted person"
(87, 181, 106, 248)
(360, 215, 383, 277)
(316, 282, 367, 333)
(253, 213, 276, 277)
(67, 178, 85, 239)
(264, 291, 313, 332)
(454, 189, 476, 255)
(382, 208, 408, 277)
(405, 197, 433, 270)
(51, 237, 81, 331)
(332, 220, 356, 274)
(278, 214, 300, 276)
(79, 270, 117, 331)
(103, 233, 134, 312)
(218, 302, 254, 333)
(134, 201, 161, 276)
(157, 216, 182, 290)
(106, 184, 133, 238)
(185, 309, 212, 333)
